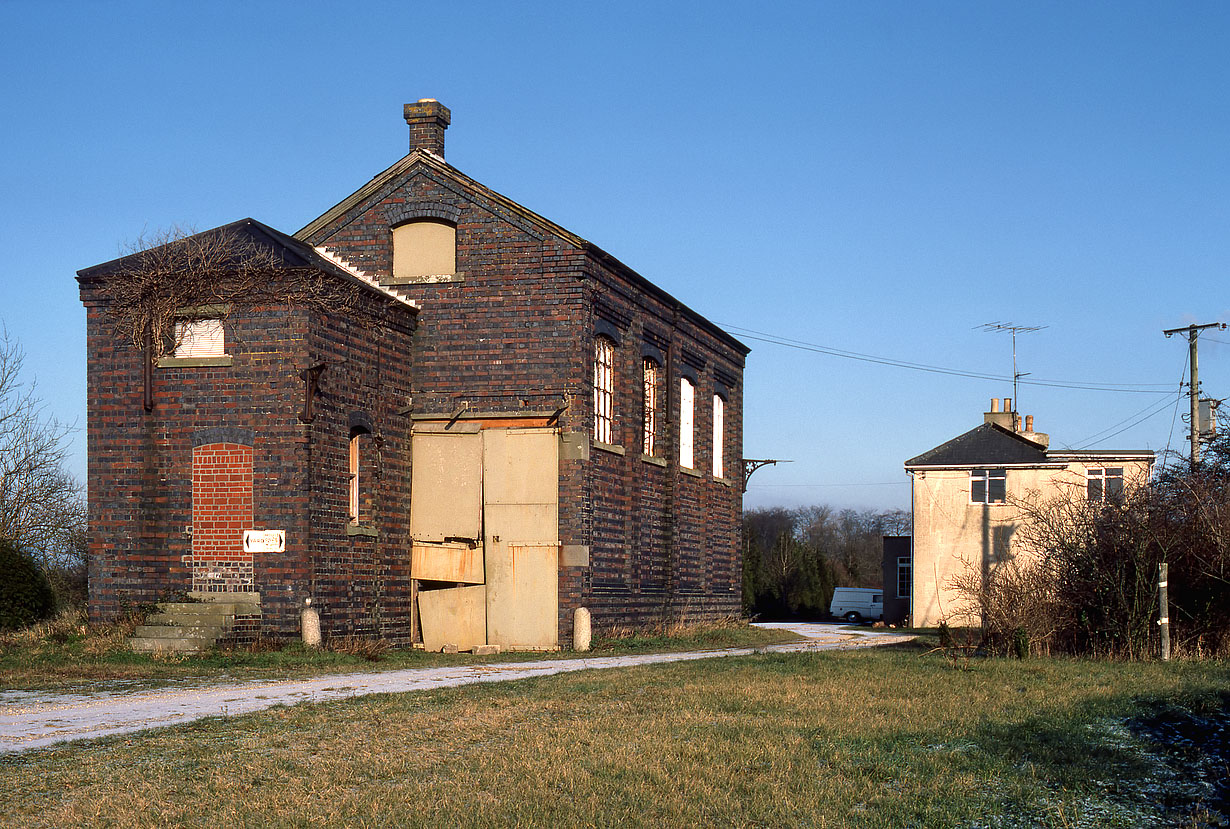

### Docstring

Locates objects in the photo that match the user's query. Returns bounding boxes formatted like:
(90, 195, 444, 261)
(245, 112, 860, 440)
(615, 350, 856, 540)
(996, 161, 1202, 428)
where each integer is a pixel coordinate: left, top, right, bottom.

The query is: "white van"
(829, 588, 884, 623)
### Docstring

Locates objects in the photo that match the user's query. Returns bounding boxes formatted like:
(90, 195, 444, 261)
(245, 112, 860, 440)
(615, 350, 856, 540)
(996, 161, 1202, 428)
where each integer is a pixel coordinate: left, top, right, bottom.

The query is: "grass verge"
(2, 642, 1226, 827)
(0, 610, 801, 692)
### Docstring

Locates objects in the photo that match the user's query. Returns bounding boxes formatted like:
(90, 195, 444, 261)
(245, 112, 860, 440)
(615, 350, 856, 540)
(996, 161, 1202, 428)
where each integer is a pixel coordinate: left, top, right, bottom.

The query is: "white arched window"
(680, 377, 695, 469)
(593, 336, 615, 444)
(712, 393, 724, 478)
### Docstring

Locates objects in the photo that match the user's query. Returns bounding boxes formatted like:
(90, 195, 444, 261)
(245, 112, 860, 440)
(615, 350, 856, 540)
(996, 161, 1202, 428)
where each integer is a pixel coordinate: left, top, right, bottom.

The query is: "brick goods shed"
(79, 100, 749, 650)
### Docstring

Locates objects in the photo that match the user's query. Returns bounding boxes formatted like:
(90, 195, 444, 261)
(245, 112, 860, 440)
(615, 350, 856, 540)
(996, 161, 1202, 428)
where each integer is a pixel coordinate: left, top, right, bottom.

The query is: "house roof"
(294, 150, 749, 356)
(904, 422, 1051, 468)
(77, 218, 418, 311)
(905, 421, 1157, 470)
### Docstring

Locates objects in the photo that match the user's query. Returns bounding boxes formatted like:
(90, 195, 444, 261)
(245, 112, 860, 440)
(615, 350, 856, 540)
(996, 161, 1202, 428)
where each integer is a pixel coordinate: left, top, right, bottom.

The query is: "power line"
(748, 481, 909, 488)
(1076, 392, 1180, 449)
(720, 323, 1172, 394)
(1165, 353, 1190, 459)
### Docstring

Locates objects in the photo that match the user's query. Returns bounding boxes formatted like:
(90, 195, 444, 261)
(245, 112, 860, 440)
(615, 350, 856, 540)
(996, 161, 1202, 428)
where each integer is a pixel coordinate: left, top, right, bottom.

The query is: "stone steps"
(129, 593, 261, 653)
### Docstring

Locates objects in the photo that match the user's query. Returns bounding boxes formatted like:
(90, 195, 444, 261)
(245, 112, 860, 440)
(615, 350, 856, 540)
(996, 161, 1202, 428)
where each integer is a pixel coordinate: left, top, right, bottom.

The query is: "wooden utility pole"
(1163, 322, 1225, 466)
(1158, 562, 1170, 661)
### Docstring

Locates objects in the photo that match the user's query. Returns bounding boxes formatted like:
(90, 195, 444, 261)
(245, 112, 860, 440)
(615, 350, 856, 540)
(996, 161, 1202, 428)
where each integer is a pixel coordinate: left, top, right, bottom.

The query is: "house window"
(642, 358, 660, 456)
(173, 319, 225, 358)
(897, 556, 911, 599)
(392, 219, 456, 280)
(680, 377, 695, 469)
(970, 468, 1006, 504)
(712, 393, 724, 478)
(1087, 467, 1124, 502)
(593, 336, 615, 444)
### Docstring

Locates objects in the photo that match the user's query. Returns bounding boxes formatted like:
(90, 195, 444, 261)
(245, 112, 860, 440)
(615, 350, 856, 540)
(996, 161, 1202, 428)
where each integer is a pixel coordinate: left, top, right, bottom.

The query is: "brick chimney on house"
(984, 398, 1050, 447)
(404, 99, 451, 158)
(984, 397, 1015, 430)
(1020, 413, 1050, 448)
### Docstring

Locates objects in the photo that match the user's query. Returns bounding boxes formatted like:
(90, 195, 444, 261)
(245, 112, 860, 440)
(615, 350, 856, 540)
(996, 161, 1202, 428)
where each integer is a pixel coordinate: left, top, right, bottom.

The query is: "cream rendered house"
(904, 399, 1154, 628)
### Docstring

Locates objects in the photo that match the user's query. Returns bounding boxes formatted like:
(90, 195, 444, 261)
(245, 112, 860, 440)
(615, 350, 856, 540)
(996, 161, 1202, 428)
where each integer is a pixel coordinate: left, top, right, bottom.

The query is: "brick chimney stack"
(404, 99, 451, 158)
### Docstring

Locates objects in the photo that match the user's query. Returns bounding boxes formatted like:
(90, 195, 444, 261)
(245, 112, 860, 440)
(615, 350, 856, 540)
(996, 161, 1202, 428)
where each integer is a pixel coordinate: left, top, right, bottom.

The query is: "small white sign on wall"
(243, 529, 285, 553)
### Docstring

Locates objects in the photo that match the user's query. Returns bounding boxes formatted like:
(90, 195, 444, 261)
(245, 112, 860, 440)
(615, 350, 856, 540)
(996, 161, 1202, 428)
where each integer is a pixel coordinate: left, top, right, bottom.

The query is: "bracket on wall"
(298, 362, 329, 424)
(741, 458, 791, 494)
(446, 402, 470, 429)
(547, 397, 570, 426)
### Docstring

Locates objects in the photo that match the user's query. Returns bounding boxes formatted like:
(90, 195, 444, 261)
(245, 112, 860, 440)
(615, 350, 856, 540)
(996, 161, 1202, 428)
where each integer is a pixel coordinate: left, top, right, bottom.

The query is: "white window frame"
(712, 393, 724, 478)
(897, 556, 911, 599)
(970, 468, 1006, 504)
(593, 336, 615, 444)
(1087, 467, 1124, 502)
(680, 377, 695, 469)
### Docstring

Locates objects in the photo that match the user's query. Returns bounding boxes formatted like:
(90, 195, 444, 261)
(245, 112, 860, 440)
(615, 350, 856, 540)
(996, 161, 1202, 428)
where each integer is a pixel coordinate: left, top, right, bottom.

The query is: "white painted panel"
(419, 585, 486, 652)
(411, 541, 485, 584)
(410, 430, 482, 542)
(482, 429, 559, 649)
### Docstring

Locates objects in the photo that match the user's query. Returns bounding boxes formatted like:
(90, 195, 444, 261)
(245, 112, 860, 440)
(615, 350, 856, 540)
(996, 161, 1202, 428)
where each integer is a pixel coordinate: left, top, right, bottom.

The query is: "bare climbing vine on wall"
(100, 225, 399, 355)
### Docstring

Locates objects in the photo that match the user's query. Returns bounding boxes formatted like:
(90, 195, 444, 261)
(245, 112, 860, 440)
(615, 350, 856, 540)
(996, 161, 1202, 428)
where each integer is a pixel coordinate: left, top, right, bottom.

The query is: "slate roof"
(77, 218, 418, 311)
(904, 422, 1051, 468)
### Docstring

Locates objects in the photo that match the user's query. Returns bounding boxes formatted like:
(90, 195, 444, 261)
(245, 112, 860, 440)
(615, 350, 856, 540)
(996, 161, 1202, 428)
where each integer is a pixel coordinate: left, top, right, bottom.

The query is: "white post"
(301, 598, 322, 648)
(573, 607, 592, 652)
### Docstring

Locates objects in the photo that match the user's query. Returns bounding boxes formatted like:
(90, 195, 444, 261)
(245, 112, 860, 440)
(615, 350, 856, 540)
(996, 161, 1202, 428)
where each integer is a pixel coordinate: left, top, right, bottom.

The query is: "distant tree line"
(742, 506, 910, 619)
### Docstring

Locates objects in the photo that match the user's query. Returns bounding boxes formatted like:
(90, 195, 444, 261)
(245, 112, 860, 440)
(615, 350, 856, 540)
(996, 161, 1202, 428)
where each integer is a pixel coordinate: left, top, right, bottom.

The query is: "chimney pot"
(404, 99, 451, 158)
(1004, 397, 1013, 412)
(990, 398, 1000, 413)
(1026, 414, 1035, 432)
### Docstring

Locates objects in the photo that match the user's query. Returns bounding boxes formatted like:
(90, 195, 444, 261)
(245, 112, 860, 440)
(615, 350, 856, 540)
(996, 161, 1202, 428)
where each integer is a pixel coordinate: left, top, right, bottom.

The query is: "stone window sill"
(385, 272, 465, 286)
(592, 440, 625, 456)
(157, 355, 233, 368)
(640, 454, 667, 467)
(346, 523, 379, 538)
(681, 466, 703, 478)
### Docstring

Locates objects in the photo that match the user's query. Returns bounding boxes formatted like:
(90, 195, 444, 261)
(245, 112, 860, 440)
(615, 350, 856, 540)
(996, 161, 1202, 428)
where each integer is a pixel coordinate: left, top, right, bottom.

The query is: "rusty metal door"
(410, 427, 485, 649)
(482, 428, 559, 649)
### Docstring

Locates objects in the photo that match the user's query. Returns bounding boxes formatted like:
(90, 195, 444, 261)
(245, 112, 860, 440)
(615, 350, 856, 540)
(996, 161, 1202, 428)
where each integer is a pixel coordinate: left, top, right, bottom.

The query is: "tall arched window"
(680, 377, 695, 469)
(348, 428, 365, 524)
(593, 336, 615, 444)
(642, 357, 660, 456)
(712, 393, 724, 478)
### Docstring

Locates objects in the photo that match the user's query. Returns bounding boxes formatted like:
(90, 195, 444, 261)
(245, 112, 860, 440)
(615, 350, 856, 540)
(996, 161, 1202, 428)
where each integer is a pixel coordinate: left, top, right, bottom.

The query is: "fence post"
(1158, 562, 1170, 661)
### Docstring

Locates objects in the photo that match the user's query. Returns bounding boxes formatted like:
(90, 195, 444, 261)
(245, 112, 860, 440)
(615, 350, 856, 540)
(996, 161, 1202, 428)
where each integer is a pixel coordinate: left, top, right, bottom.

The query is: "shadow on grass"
(960, 687, 1230, 825)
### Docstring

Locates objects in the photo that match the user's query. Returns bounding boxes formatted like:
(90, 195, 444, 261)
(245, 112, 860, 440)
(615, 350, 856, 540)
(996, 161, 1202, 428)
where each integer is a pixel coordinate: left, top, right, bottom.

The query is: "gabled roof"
(294, 150, 749, 356)
(905, 422, 1051, 468)
(77, 218, 417, 311)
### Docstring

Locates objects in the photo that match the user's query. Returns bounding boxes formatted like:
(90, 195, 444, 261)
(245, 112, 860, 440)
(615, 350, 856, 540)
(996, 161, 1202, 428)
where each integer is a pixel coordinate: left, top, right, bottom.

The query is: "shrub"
(0, 538, 56, 630)
(950, 435, 1230, 659)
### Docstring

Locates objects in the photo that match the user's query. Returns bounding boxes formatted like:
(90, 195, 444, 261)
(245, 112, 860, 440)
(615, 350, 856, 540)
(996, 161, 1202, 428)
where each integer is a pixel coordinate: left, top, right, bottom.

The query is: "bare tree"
(0, 327, 84, 566)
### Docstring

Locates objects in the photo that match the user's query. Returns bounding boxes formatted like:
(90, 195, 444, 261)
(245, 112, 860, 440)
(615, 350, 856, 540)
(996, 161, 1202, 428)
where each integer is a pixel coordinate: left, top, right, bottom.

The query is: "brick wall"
(301, 157, 747, 643)
(78, 266, 417, 640)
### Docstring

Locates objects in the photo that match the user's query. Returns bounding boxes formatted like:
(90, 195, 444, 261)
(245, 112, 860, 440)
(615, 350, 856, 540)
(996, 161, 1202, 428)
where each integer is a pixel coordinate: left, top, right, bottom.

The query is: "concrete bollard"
(574, 607, 592, 652)
(301, 599, 321, 648)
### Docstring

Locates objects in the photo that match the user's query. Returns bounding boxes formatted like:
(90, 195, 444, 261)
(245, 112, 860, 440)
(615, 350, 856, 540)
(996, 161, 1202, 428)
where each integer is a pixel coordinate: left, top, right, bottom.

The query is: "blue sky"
(2, 1, 1228, 512)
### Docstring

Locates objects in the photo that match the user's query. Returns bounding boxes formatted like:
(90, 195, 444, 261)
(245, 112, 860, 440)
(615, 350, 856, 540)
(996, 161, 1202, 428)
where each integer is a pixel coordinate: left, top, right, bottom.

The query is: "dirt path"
(1, 623, 911, 754)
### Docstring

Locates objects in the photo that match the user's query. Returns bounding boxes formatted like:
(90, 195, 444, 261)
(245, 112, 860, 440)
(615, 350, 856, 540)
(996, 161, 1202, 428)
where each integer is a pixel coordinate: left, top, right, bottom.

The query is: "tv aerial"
(976, 322, 1048, 411)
